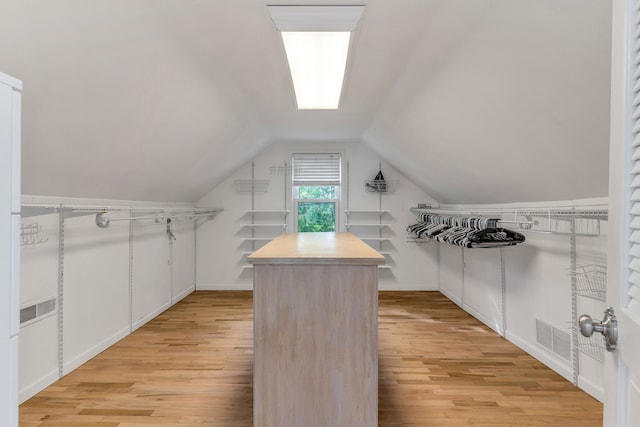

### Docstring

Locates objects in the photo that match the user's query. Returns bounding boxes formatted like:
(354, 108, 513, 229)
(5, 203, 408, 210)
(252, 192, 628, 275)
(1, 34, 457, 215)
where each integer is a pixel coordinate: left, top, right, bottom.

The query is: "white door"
(0, 72, 21, 427)
(604, 1, 640, 425)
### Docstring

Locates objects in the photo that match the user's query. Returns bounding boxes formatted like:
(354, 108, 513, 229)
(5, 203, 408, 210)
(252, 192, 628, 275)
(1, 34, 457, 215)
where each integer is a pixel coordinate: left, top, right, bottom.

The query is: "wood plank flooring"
(19, 291, 603, 426)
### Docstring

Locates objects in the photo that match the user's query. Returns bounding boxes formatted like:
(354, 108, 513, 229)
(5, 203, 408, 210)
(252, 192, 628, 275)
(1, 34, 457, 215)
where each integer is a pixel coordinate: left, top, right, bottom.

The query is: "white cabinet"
(0, 71, 21, 427)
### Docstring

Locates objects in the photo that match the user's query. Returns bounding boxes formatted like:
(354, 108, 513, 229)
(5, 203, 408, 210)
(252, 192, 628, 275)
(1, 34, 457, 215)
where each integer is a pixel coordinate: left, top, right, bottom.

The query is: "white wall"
(196, 141, 439, 290)
(18, 200, 197, 403)
(432, 200, 608, 401)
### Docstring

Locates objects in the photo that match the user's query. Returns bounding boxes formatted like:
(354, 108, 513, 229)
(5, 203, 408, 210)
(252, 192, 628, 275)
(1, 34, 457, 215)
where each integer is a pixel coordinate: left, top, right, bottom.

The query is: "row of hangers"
(407, 214, 525, 248)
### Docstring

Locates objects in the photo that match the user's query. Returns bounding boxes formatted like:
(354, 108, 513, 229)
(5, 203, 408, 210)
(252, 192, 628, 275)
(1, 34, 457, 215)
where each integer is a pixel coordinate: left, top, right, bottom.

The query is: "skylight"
(268, 5, 365, 110)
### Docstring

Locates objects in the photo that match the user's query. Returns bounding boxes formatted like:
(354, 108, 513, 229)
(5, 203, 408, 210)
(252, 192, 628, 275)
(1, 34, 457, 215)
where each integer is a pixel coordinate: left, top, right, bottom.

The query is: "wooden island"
(248, 232, 385, 427)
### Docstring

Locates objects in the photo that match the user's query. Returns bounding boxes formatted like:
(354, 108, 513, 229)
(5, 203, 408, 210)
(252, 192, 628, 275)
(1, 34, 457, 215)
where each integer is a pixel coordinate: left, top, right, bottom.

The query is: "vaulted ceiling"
(0, 0, 612, 204)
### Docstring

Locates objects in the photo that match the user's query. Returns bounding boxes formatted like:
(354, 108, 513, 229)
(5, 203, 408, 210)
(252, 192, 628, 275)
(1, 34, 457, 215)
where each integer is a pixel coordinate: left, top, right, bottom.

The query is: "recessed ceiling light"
(268, 5, 365, 110)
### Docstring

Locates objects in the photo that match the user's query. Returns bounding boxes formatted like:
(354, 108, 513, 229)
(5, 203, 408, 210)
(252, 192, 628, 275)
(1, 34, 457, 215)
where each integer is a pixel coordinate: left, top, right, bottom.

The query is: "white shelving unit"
(240, 210, 290, 269)
(345, 210, 392, 269)
(345, 210, 388, 216)
(239, 161, 291, 269)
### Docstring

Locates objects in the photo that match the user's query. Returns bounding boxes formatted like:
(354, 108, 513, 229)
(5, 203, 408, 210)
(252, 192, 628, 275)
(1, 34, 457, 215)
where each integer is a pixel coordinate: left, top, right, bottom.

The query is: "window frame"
(293, 187, 341, 232)
(291, 152, 342, 233)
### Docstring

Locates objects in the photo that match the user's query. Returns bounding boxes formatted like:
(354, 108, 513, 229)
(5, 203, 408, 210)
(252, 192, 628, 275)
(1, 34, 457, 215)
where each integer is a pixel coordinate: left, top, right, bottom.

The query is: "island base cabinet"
(253, 263, 378, 427)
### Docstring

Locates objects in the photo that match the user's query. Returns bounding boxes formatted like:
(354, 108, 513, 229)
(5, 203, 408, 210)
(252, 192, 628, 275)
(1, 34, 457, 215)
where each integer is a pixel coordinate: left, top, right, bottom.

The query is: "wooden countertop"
(247, 232, 385, 265)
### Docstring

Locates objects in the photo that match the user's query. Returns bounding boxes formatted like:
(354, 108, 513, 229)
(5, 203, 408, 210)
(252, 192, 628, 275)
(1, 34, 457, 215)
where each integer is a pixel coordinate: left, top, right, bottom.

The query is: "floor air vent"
(536, 319, 571, 360)
(20, 298, 56, 325)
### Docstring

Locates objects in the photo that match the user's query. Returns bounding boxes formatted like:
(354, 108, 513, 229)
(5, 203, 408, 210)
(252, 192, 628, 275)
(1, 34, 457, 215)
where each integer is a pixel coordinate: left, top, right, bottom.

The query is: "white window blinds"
(629, 5, 640, 316)
(292, 153, 341, 186)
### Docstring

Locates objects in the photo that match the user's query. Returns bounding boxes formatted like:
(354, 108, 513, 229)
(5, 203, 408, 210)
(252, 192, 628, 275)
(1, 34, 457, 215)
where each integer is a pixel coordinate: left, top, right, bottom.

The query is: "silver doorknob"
(578, 307, 618, 352)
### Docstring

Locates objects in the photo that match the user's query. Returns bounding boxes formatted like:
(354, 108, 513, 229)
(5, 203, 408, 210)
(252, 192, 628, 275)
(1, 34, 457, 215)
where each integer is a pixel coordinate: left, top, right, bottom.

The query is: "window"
(292, 154, 341, 232)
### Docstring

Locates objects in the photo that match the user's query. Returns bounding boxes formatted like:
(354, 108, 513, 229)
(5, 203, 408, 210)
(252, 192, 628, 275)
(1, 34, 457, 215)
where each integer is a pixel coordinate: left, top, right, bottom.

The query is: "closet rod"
(98, 209, 222, 221)
(21, 204, 221, 217)
(94, 210, 222, 229)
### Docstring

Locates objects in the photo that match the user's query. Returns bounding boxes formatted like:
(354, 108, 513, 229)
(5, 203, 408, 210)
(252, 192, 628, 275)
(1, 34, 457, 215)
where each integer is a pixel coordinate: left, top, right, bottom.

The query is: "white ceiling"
(0, 0, 612, 204)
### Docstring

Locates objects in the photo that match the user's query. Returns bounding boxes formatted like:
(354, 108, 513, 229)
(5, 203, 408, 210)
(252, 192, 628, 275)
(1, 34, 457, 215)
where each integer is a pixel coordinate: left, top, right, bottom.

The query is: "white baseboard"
(19, 369, 59, 404)
(505, 330, 573, 383)
(463, 303, 504, 336)
(63, 325, 130, 375)
(132, 302, 172, 331)
(196, 283, 253, 291)
(439, 287, 463, 307)
(172, 286, 195, 304)
(196, 283, 439, 291)
(578, 374, 604, 402)
(379, 283, 438, 291)
(24, 293, 193, 403)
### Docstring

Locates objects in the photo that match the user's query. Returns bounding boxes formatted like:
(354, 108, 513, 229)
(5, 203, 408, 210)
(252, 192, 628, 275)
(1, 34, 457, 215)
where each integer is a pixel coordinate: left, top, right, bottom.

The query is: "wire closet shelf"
(408, 205, 607, 238)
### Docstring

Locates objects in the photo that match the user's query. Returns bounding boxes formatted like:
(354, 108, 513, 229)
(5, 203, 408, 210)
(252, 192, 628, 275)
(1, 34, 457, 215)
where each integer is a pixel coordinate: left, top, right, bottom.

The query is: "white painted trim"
(268, 5, 365, 32)
(132, 302, 171, 331)
(463, 303, 503, 336)
(196, 283, 438, 291)
(439, 287, 463, 308)
(197, 283, 253, 291)
(579, 373, 605, 403)
(442, 292, 576, 385)
(62, 325, 130, 376)
(505, 330, 573, 383)
(172, 286, 195, 305)
(379, 283, 438, 291)
(0, 72, 22, 90)
(19, 369, 59, 404)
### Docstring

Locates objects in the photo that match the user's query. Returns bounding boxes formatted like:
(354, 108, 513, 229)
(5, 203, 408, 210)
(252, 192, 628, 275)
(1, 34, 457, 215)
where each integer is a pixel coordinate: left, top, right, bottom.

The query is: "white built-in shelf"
(240, 210, 288, 269)
(380, 251, 392, 255)
(378, 265, 392, 269)
(247, 210, 290, 214)
(345, 210, 388, 216)
(346, 223, 390, 227)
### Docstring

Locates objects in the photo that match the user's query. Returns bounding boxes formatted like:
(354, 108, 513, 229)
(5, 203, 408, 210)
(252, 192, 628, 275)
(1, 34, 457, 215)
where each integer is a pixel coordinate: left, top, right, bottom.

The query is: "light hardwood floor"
(20, 291, 603, 426)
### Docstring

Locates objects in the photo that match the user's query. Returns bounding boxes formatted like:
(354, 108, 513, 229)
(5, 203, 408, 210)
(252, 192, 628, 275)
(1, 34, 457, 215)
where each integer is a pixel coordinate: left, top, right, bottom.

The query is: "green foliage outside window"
(297, 202, 336, 232)
(295, 185, 338, 232)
